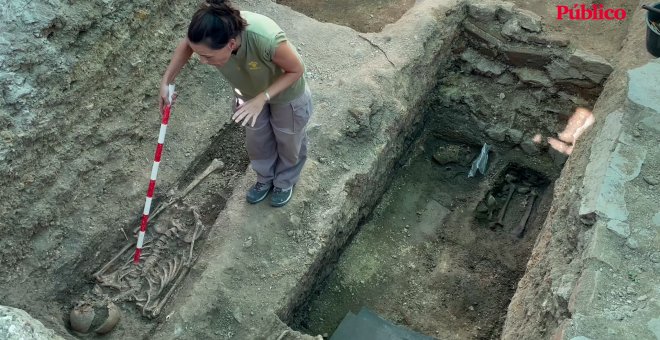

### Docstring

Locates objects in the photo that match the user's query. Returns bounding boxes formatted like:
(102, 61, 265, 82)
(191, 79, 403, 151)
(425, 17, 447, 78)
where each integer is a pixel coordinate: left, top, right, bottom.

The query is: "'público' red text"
(557, 4, 627, 20)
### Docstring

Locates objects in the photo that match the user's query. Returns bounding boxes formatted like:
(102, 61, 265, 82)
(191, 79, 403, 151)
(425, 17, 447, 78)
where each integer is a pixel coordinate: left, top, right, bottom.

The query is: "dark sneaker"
(246, 182, 272, 204)
(270, 186, 293, 207)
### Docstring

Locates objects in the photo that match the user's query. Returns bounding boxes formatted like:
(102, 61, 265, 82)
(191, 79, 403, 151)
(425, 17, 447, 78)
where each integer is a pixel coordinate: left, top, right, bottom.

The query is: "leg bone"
(139, 158, 224, 231)
(491, 184, 516, 229)
(511, 191, 538, 238)
(150, 263, 192, 318)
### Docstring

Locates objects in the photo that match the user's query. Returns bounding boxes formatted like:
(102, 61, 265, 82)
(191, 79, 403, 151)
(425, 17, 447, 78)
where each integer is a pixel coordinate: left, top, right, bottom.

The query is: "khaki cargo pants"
(234, 87, 312, 189)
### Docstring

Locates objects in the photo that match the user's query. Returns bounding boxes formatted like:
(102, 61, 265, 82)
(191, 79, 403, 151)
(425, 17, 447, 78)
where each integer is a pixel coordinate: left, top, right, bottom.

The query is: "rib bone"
(150, 261, 193, 318)
(94, 242, 135, 280)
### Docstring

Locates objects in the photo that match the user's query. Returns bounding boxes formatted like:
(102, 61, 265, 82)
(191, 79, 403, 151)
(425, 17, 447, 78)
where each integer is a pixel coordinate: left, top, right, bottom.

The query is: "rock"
(520, 139, 540, 155)
(556, 78, 600, 90)
(581, 70, 608, 84)
(546, 59, 584, 80)
(290, 214, 302, 227)
(606, 220, 630, 238)
(551, 273, 578, 304)
(579, 110, 636, 223)
(485, 125, 507, 142)
(643, 175, 659, 185)
(496, 2, 516, 23)
(610, 140, 647, 182)
(501, 18, 527, 42)
(475, 118, 487, 131)
(625, 238, 639, 250)
(496, 72, 516, 85)
(568, 49, 613, 80)
(0, 305, 65, 340)
(514, 8, 542, 32)
(640, 114, 660, 133)
(243, 236, 253, 248)
(462, 96, 478, 112)
(579, 212, 597, 226)
(347, 106, 371, 132)
(501, 46, 554, 68)
(467, 2, 498, 21)
(557, 91, 589, 106)
(506, 128, 523, 144)
(232, 308, 243, 323)
(528, 32, 570, 47)
(460, 49, 506, 77)
(652, 212, 660, 227)
(628, 61, 660, 114)
(462, 21, 504, 50)
(531, 90, 547, 101)
(512, 68, 552, 87)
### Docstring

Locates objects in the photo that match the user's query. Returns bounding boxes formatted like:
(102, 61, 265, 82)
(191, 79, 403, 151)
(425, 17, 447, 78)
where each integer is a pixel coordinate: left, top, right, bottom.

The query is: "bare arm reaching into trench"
(159, 38, 193, 114)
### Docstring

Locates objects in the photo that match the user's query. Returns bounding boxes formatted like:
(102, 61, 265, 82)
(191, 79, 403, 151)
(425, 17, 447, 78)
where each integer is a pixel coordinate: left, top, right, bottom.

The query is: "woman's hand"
(159, 83, 177, 115)
(232, 94, 267, 127)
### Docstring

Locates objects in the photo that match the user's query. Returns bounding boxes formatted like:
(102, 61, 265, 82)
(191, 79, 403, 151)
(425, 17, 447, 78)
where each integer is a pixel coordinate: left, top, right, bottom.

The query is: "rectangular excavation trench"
(288, 15, 609, 339)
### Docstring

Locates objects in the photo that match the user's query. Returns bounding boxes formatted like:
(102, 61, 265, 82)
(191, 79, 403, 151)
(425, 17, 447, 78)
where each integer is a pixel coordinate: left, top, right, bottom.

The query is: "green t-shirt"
(218, 11, 306, 104)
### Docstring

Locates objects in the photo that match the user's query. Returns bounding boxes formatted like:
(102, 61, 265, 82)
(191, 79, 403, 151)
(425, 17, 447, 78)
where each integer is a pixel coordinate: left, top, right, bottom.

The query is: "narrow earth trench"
(291, 118, 557, 339)
(287, 7, 610, 338)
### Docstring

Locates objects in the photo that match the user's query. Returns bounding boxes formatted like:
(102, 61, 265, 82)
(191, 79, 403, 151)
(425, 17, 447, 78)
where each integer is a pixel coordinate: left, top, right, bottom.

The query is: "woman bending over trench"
(160, 0, 312, 207)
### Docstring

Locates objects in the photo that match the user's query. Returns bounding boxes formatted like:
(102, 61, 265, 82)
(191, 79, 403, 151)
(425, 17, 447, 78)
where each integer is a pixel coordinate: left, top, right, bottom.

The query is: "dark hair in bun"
(188, 0, 247, 49)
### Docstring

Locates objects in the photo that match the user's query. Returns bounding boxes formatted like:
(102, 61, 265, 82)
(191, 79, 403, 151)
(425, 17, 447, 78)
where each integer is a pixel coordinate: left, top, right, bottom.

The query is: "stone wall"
(433, 1, 614, 168)
(501, 2, 660, 339)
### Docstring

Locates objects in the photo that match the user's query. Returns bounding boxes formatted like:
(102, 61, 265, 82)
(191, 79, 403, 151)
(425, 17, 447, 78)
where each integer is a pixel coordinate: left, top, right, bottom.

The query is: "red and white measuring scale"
(133, 84, 175, 264)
